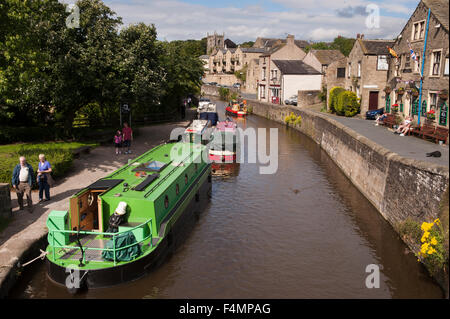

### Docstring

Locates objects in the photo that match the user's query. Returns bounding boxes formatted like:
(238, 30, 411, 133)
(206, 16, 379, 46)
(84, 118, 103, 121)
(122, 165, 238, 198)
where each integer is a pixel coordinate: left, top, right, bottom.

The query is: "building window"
(431, 51, 442, 76)
(262, 67, 266, 80)
(415, 54, 421, 73)
(259, 85, 265, 99)
(429, 92, 438, 109)
(412, 20, 426, 41)
(348, 63, 351, 78)
(357, 61, 361, 77)
(377, 55, 388, 70)
(395, 56, 402, 77)
(445, 57, 449, 76)
(337, 68, 345, 78)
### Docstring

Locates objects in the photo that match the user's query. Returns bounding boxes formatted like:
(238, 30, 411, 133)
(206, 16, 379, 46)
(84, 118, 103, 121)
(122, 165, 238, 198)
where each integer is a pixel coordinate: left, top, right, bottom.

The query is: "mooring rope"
(19, 249, 48, 268)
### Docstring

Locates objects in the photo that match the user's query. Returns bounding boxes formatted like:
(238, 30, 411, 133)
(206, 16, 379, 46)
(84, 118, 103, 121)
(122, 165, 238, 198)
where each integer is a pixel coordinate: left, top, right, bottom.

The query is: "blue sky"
(96, 0, 419, 43)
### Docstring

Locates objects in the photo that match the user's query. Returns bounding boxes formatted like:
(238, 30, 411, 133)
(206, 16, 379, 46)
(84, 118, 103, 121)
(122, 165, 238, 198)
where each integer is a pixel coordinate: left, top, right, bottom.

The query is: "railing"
(49, 218, 153, 266)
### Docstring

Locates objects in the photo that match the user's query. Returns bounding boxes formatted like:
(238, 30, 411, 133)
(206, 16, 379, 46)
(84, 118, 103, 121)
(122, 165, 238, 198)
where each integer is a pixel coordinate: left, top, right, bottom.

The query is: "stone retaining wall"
(0, 184, 12, 219)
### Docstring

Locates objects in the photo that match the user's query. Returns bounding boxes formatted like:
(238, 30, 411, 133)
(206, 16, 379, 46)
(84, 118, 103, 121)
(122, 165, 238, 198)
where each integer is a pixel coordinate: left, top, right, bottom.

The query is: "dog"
(426, 151, 442, 157)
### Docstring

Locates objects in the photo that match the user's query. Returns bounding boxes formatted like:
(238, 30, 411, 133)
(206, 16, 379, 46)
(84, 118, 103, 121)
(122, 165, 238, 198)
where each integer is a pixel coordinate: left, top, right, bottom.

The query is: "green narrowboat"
(45, 141, 212, 290)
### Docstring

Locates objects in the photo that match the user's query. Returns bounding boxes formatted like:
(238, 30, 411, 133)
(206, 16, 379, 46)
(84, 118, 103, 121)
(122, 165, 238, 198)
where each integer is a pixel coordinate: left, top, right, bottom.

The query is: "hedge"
(328, 87, 345, 113)
(335, 91, 360, 117)
(0, 142, 97, 185)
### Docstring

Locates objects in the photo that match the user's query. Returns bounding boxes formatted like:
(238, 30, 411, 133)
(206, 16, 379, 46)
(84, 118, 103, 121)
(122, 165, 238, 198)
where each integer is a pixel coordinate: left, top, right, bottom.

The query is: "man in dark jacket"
(11, 156, 34, 212)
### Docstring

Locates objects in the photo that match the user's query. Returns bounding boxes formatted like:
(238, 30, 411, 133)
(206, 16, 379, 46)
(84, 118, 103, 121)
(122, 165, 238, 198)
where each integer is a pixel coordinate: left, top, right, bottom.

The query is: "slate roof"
(272, 60, 322, 75)
(199, 55, 209, 59)
(240, 47, 265, 53)
(224, 39, 237, 48)
(359, 39, 395, 55)
(309, 50, 345, 65)
(423, 0, 449, 31)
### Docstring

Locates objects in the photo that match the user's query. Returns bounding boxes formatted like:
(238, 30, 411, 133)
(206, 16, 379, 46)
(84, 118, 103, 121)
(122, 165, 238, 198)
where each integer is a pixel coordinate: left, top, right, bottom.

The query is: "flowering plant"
(416, 218, 446, 274)
(391, 104, 399, 112)
(426, 109, 436, 120)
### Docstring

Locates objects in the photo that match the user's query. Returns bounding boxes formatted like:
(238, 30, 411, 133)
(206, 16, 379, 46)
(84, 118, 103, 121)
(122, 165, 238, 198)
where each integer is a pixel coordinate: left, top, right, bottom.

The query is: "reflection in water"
(9, 100, 443, 299)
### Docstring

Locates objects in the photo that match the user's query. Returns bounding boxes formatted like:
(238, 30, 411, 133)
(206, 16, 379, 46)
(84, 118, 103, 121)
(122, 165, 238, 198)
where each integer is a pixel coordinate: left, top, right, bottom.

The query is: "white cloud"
(103, 0, 411, 43)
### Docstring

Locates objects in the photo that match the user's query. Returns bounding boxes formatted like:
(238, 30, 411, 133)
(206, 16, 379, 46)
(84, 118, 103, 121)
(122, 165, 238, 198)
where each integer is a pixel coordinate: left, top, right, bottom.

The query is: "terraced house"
(386, 0, 449, 129)
(257, 35, 308, 103)
(346, 36, 395, 114)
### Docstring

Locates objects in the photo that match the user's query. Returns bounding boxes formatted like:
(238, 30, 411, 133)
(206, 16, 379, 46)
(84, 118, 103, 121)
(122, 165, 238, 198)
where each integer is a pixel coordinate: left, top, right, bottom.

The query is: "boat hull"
(46, 166, 212, 290)
(226, 107, 247, 117)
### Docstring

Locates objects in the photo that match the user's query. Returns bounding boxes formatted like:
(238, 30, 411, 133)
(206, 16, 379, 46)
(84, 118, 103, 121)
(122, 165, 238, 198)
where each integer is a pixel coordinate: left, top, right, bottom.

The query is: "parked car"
(209, 82, 217, 86)
(285, 95, 298, 106)
(232, 83, 241, 89)
(365, 107, 384, 120)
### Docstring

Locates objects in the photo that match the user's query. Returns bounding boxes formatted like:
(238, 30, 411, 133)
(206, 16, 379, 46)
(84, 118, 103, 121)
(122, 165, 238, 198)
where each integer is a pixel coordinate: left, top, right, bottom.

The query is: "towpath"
(0, 120, 192, 297)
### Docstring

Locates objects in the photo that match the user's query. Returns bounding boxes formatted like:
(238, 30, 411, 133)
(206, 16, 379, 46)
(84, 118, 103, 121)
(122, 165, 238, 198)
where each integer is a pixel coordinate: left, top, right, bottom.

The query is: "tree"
(117, 23, 165, 115)
(158, 40, 204, 113)
(239, 41, 254, 48)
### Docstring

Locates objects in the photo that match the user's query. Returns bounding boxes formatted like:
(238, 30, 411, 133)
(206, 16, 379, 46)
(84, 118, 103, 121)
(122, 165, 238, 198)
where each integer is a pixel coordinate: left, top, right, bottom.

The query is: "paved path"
(0, 121, 191, 297)
(320, 112, 449, 167)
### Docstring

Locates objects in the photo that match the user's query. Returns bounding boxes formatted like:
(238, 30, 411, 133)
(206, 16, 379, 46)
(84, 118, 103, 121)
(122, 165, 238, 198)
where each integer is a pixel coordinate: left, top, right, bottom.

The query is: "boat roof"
(99, 142, 205, 202)
(216, 121, 237, 132)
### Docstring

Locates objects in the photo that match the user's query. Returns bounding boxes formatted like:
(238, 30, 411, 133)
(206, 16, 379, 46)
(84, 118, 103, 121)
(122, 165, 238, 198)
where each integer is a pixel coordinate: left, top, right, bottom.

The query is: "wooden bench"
(422, 126, 449, 144)
(381, 114, 397, 128)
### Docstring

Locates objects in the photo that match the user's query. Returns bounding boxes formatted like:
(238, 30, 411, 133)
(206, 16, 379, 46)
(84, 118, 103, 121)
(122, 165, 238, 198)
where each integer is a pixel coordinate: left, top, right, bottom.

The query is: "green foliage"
(335, 91, 360, 117)
(0, 0, 204, 132)
(219, 87, 231, 101)
(328, 87, 345, 113)
(0, 142, 97, 184)
(238, 41, 254, 48)
(304, 36, 355, 57)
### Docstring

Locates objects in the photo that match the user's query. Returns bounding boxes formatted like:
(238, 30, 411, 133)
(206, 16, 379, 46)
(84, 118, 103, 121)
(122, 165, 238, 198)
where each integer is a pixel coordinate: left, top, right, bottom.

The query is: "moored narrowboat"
(45, 141, 212, 291)
(208, 119, 239, 164)
(226, 100, 247, 118)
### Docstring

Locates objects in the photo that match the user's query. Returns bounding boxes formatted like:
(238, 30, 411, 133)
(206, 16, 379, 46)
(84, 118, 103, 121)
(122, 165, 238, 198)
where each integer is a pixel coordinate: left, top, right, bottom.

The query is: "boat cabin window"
(132, 160, 168, 173)
(164, 195, 169, 209)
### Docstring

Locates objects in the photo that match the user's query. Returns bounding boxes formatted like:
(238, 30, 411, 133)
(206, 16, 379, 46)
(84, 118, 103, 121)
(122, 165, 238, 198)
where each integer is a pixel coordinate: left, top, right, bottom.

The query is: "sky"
(72, 0, 421, 43)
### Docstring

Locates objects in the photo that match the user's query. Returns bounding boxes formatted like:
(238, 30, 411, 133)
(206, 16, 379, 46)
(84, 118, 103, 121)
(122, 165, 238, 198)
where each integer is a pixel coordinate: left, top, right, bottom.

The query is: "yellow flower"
(421, 243, 429, 254)
(434, 218, 440, 225)
(421, 222, 433, 232)
(421, 231, 430, 243)
(427, 247, 436, 255)
(430, 237, 438, 246)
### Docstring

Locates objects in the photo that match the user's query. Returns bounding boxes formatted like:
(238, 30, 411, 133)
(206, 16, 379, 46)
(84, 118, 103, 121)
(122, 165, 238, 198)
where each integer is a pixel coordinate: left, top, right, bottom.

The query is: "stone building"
(253, 37, 310, 52)
(302, 49, 345, 87)
(345, 36, 395, 114)
(257, 35, 308, 103)
(269, 60, 322, 104)
(325, 57, 348, 102)
(386, 0, 449, 128)
(207, 32, 224, 55)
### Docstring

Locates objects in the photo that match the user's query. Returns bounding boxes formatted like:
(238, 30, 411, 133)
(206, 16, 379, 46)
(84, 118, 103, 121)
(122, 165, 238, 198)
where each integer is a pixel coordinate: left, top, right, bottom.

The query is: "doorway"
(369, 91, 379, 110)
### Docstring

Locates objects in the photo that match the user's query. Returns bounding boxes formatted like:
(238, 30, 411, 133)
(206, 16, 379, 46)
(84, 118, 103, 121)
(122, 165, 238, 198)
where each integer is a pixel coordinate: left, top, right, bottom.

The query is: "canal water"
(10, 99, 443, 298)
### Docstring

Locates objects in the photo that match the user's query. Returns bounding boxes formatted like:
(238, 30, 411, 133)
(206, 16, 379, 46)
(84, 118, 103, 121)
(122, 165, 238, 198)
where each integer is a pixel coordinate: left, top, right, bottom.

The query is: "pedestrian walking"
(11, 156, 34, 213)
(122, 122, 133, 154)
(114, 130, 123, 154)
(37, 154, 52, 202)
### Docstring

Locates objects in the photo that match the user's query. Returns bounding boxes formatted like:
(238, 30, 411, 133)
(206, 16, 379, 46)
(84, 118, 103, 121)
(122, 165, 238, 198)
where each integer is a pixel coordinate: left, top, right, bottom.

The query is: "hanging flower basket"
(439, 89, 448, 100)
(391, 103, 399, 113)
(397, 87, 405, 95)
(411, 88, 419, 97)
(384, 86, 392, 94)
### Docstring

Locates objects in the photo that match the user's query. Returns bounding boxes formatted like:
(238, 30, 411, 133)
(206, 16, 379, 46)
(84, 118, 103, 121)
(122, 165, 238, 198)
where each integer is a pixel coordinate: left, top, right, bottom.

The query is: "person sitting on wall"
(394, 116, 413, 136)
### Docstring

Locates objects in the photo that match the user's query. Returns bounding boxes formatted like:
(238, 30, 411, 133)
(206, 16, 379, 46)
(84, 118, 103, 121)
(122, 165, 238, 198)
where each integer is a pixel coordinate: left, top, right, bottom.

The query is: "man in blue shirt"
(11, 156, 34, 213)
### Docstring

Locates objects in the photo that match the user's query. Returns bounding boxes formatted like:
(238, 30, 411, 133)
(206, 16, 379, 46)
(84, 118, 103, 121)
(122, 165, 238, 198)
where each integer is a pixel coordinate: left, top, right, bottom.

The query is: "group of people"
(374, 112, 413, 136)
(11, 154, 52, 213)
(10, 122, 134, 214)
(113, 122, 134, 155)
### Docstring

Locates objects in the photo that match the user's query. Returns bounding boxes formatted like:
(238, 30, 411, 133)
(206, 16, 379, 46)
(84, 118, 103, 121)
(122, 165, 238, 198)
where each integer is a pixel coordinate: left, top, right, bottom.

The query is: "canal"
(9, 99, 443, 298)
